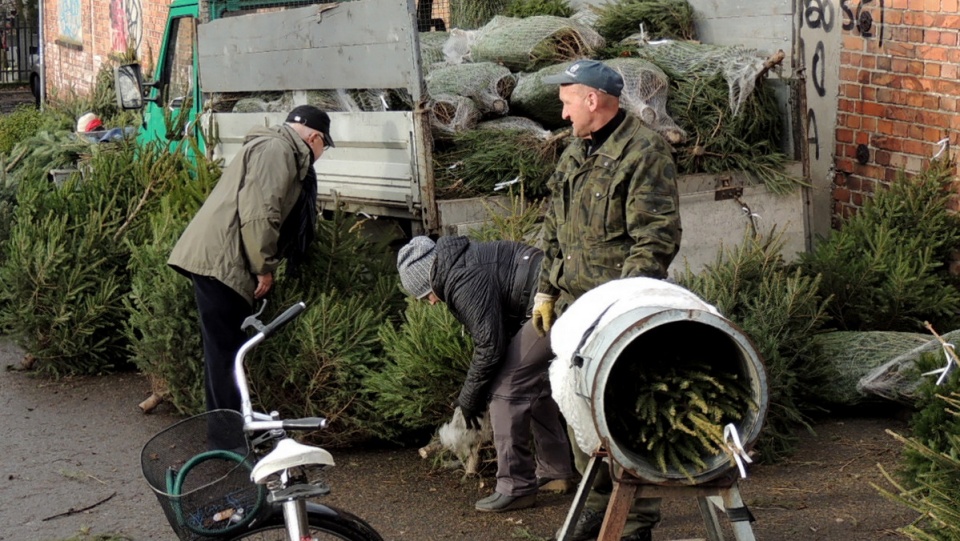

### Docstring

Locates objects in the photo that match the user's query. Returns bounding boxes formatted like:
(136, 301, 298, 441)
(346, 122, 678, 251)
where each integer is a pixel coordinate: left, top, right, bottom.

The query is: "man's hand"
(254, 272, 273, 299)
(462, 408, 483, 431)
(531, 293, 557, 337)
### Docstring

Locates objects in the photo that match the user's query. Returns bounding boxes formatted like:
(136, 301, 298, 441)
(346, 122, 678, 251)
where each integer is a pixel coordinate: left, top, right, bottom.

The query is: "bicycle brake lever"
(241, 299, 269, 333)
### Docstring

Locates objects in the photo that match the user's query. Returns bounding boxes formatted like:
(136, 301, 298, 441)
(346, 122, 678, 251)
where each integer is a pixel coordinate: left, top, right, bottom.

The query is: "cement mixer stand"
(557, 452, 757, 541)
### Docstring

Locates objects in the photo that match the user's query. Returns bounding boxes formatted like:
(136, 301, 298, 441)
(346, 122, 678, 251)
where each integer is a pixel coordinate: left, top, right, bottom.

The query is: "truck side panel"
(210, 111, 423, 219)
(197, 0, 422, 96)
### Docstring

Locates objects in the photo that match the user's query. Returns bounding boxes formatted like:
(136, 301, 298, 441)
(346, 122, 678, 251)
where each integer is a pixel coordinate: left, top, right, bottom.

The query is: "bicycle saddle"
(251, 438, 335, 484)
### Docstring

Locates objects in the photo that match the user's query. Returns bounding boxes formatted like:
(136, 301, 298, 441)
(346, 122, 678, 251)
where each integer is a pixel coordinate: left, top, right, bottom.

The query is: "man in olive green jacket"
(534, 60, 682, 541)
(169, 105, 333, 445)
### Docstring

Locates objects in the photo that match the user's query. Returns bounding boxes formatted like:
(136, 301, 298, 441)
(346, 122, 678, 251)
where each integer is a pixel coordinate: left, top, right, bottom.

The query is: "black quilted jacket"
(431, 236, 542, 413)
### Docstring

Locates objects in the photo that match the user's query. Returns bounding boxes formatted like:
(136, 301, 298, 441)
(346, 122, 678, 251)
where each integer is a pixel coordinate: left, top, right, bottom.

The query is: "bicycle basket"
(141, 410, 266, 541)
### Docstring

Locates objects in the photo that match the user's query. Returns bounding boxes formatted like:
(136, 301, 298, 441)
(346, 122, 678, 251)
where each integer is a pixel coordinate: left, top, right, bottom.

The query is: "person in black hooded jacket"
(397, 235, 577, 513)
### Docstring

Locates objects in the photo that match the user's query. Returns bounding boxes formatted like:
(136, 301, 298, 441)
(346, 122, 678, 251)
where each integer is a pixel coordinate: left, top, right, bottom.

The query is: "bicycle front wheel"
(229, 505, 383, 541)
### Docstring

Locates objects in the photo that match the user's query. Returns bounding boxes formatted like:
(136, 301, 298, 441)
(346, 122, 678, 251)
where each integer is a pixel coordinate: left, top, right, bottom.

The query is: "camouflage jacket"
(537, 112, 682, 313)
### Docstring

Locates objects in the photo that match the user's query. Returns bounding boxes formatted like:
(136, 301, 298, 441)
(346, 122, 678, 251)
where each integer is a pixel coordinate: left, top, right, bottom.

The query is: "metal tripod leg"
(556, 452, 605, 541)
(694, 482, 756, 541)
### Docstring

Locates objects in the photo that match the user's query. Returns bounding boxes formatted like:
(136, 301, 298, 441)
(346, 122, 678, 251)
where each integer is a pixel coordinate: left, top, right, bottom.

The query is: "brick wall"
(833, 0, 960, 224)
(41, 0, 169, 97)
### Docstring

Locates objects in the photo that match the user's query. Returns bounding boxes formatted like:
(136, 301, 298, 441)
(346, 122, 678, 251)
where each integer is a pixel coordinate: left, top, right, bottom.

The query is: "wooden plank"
(198, 0, 421, 93)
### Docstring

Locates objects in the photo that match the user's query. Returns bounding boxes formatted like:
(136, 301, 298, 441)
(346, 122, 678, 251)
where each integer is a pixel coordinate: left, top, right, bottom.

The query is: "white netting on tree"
(470, 15, 605, 72)
(442, 28, 478, 64)
(508, 63, 567, 130)
(420, 31, 451, 74)
(213, 89, 392, 113)
(475, 116, 552, 140)
(429, 93, 481, 137)
(605, 57, 685, 144)
(570, 6, 600, 29)
(811, 330, 934, 406)
(634, 40, 771, 117)
(858, 329, 960, 405)
(426, 62, 516, 115)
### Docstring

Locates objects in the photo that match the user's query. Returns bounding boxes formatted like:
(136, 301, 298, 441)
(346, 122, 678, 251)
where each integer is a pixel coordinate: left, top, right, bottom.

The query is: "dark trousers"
(488, 319, 576, 496)
(191, 274, 251, 450)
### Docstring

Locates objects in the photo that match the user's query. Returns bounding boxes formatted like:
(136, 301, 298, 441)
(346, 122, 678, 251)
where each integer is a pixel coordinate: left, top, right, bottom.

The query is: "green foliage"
(0, 140, 187, 375)
(366, 298, 474, 438)
(878, 391, 960, 540)
(595, 0, 697, 44)
(123, 141, 221, 414)
(250, 290, 388, 446)
(665, 71, 796, 193)
(800, 158, 960, 332)
(903, 353, 960, 481)
(675, 228, 830, 461)
(450, 0, 510, 29)
(0, 105, 44, 155)
(607, 358, 754, 481)
(246, 210, 405, 446)
(466, 191, 545, 243)
(504, 0, 573, 18)
(434, 129, 562, 199)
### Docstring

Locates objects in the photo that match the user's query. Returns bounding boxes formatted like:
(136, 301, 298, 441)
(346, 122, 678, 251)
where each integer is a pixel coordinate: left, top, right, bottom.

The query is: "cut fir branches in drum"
(605, 358, 756, 482)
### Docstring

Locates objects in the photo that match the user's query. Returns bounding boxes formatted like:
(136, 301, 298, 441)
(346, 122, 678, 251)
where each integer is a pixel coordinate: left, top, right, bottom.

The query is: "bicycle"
(141, 301, 384, 541)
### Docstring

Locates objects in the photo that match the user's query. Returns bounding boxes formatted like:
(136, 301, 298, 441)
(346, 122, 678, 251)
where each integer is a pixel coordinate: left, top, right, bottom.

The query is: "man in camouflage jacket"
(534, 60, 682, 541)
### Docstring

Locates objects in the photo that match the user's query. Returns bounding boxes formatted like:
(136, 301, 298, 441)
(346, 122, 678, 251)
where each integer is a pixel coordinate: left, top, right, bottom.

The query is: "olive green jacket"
(537, 113, 682, 313)
(168, 124, 312, 304)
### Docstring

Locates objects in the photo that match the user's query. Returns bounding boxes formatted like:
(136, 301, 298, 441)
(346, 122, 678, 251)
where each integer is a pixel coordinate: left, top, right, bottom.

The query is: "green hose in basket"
(166, 449, 265, 536)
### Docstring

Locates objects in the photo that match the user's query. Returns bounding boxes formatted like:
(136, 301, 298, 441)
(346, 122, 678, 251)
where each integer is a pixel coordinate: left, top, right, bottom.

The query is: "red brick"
(856, 131, 871, 145)
(861, 117, 878, 132)
(925, 30, 942, 44)
(940, 32, 958, 46)
(863, 102, 886, 116)
(906, 93, 928, 108)
(862, 86, 878, 101)
(877, 119, 895, 134)
(877, 87, 901, 104)
(944, 63, 959, 79)
(876, 55, 892, 71)
(837, 128, 855, 143)
(833, 187, 852, 203)
(845, 114, 862, 129)
(938, 79, 960, 95)
(942, 14, 960, 28)
(924, 63, 942, 77)
(888, 107, 920, 122)
(839, 66, 858, 82)
(918, 45, 949, 62)
(875, 150, 892, 165)
(903, 139, 928, 155)
(908, 0, 926, 10)
(871, 72, 898, 86)
(871, 135, 904, 152)
(861, 54, 877, 69)
(838, 98, 856, 113)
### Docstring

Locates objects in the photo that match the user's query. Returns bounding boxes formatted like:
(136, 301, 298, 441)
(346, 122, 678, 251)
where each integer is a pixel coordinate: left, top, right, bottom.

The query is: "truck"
(114, 0, 812, 274)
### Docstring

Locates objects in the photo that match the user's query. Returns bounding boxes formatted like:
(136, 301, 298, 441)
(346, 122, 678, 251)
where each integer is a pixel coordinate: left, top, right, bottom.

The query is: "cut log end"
(139, 392, 165, 413)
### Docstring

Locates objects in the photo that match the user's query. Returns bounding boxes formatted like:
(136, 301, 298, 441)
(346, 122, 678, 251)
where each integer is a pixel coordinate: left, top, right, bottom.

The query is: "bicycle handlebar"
(236, 301, 310, 427)
(262, 301, 306, 338)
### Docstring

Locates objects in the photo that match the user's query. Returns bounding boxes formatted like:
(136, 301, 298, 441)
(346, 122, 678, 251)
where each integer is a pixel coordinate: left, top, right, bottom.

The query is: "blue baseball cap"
(542, 59, 624, 97)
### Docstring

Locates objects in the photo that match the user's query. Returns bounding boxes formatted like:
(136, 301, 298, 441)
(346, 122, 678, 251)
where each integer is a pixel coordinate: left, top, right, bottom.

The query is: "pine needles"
(595, 0, 697, 43)
(607, 357, 755, 480)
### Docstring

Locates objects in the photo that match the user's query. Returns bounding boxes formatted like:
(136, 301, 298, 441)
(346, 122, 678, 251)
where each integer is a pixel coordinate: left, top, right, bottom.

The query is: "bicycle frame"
(231, 301, 367, 541)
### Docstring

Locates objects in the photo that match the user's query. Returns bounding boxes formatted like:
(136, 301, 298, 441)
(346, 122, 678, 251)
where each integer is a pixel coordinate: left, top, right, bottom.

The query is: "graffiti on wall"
(110, 0, 143, 51)
(801, 0, 886, 160)
(58, 0, 83, 42)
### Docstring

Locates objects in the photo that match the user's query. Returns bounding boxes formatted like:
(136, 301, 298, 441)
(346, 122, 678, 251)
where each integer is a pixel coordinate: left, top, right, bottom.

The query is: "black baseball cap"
(542, 59, 624, 97)
(286, 105, 335, 148)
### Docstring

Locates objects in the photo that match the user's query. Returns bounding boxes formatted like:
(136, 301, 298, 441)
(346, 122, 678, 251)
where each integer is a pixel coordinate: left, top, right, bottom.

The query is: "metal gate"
(1, 15, 39, 85)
